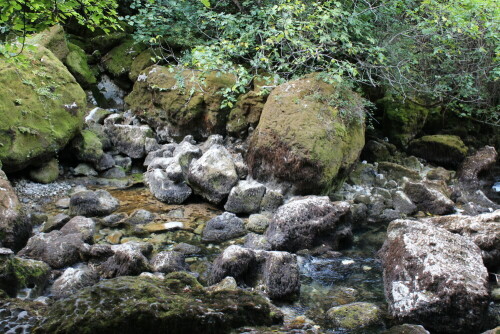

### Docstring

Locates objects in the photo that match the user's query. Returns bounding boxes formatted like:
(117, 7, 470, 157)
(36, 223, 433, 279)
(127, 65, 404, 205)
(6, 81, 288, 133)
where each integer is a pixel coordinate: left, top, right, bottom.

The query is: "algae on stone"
(0, 45, 86, 172)
(247, 73, 366, 195)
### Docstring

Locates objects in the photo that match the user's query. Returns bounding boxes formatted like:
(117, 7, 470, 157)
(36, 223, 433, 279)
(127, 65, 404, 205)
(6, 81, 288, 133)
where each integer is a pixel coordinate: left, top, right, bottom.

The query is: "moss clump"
(33, 275, 281, 334)
(29, 158, 59, 184)
(102, 40, 146, 78)
(247, 73, 366, 195)
(126, 66, 237, 140)
(71, 129, 104, 163)
(327, 302, 383, 330)
(64, 42, 97, 88)
(27, 25, 69, 61)
(0, 45, 86, 172)
(0, 256, 50, 297)
(408, 134, 468, 169)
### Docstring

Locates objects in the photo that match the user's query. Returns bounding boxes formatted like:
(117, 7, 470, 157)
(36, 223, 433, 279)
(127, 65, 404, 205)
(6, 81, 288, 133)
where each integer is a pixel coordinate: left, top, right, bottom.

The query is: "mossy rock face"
(102, 40, 147, 79)
(0, 255, 51, 297)
(29, 158, 59, 184)
(246, 73, 366, 195)
(70, 129, 104, 164)
(408, 135, 468, 169)
(64, 42, 97, 88)
(33, 275, 281, 334)
(226, 89, 268, 138)
(27, 25, 69, 61)
(126, 66, 237, 140)
(88, 32, 129, 54)
(0, 46, 86, 172)
(129, 49, 157, 81)
(380, 95, 433, 148)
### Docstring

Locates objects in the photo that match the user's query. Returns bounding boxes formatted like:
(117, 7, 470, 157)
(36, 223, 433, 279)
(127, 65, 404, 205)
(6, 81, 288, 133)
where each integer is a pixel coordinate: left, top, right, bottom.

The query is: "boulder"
(246, 214, 271, 234)
(0, 253, 50, 297)
(27, 25, 69, 61)
(50, 265, 99, 298)
(408, 135, 468, 169)
(379, 220, 489, 333)
(102, 40, 146, 79)
(106, 122, 154, 159)
(224, 180, 266, 214)
(42, 213, 70, 233)
(361, 139, 396, 163)
(0, 45, 86, 172)
(202, 212, 247, 243)
(226, 88, 267, 138)
(403, 181, 454, 215)
(457, 146, 498, 187)
(98, 242, 152, 278)
(261, 250, 300, 300)
(126, 66, 237, 140)
(326, 302, 383, 330)
(265, 197, 352, 252)
(150, 251, 187, 274)
(0, 173, 32, 251)
(34, 275, 281, 334)
(144, 169, 192, 204)
(421, 210, 500, 270)
(59, 216, 95, 243)
(378, 162, 421, 182)
(70, 129, 105, 166)
(187, 145, 239, 204)
(247, 74, 365, 194)
(69, 190, 120, 217)
(64, 42, 97, 88)
(29, 158, 59, 184)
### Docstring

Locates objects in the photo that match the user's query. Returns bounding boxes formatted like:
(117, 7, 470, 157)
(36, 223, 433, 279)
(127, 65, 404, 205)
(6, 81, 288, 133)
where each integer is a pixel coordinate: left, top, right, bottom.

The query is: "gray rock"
(392, 190, 417, 215)
(260, 189, 284, 213)
(209, 245, 256, 285)
(173, 243, 201, 255)
(265, 196, 351, 252)
(421, 210, 500, 271)
(187, 144, 239, 204)
(382, 324, 430, 334)
(379, 219, 489, 333)
(173, 139, 202, 175)
(107, 123, 153, 159)
(96, 153, 116, 172)
(244, 233, 272, 250)
(42, 214, 70, 234)
(145, 169, 192, 204)
(51, 265, 99, 298)
(98, 242, 152, 278)
(100, 212, 128, 227)
(260, 250, 300, 300)
(101, 166, 126, 179)
(55, 198, 70, 209)
(113, 154, 132, 171)
(403, 181, 454, 215)
(233, 153, 248, 179)
(123, 209, 156, 225)
(458, 146, 497, 188)
(150, 251, 187, 273)
(202, 212, 247, 243)
(73, 163, 98, 176)
(145, 137, 161, 153)
(143, 144, 176, 167)
(69, 189, 120, 217)
(60, 216, 96, 243)
(247, 214, 271, 234)
(224, 180, 266, 214)
(326, 302, 383, 330)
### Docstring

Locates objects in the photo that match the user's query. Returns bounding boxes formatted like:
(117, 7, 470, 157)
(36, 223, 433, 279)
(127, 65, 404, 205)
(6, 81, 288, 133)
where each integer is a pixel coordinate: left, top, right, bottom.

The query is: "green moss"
(0, 45, 86, 172)
(408, 134, 468, 168)
(64, 42, 97, 88)
(226, 90, 267, 137)
(29, 158, 59, 184)
(27, 25, 69, 61)
(102, 40, 146, 78)
(327, 302, 383, 330)
(129, 49, 157, 81)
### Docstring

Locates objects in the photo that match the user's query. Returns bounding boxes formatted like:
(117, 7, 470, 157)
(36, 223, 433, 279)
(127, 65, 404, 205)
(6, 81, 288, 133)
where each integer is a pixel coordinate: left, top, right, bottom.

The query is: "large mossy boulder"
(408, 135, 468, 169)
(27, 25, 69, 61)
(64, 42, 97, 88)
(0, 46, 86, 172)
(34, 275, 282, 334)
(125, 66, 236, 140)
(102, 39, 146, 79)
(247, 74, 365, 194)
(380, 95, 432, 148)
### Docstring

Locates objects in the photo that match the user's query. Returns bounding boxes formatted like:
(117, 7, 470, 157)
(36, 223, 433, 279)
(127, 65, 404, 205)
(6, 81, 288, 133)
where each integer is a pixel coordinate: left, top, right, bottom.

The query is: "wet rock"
(362, 139, 395, 163)
(29, 158, 59, 184)
(187, 144, 239, 204)
(106, 121, 154, 159)
(348, 162, 379, 186)
(113, 154, 132, 171)
(59, 216, 95, 243)
(98, 242, 152, 278)
(202, 212, 247, 243)
(0, 173, 32, 251)
(261, 250, 300, 300)
(247, 214, 271, 234)
(209, 245, 255, 285)
(421, 210, 500, 270)
(73, 163, 98, 176)
(458, 146, 498, 188)
(0, 296, 47, 333)
(145, 169, 192, 204)
(55, 197, 70, 209)
(408, 135, 468, 169)
(41, 213, 70, 234)
(244, 233, 272, 250)
(208, 276, 238, 292)
(265, 197, 352, 252)
(0, 255, 50, 297)
(382, 324, 430, 334)
(84, 107, 113, 125)
(224, 180, 266, 214)
(391, 190, 417, 216)
(260, 189, 284, 213)
(426, 167, 454, 183)
(69, 189, 120, 217)
(89, 244, 114, 260)
(150, 251, 187, 274)
(123, 209, 156, 226)
(379, 220, 489, 333)
(173, 243, 201, 256)
(247, 74, 365, 194)
(51, 265, 99, 298)
(18, 231, 88, 269)
(101, 166, 126, 179)
(326, 302, 383, 330)
(403, 181, 454, 215)
(35, 275, 281, 334)
(100, 212, 128, 227)
(378, 162, 421, 182)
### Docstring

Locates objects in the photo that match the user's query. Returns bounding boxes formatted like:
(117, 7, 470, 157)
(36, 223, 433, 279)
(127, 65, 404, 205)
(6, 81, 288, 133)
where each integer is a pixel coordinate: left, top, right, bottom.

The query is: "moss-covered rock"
(326, 302, 383, 330)
(129, 49, 157, 81)
(126, 66, 237, 140)
(88, 32, 129, 54)
(0, 46, 86, 172)
(64, 42, 97, 88)
(0, 254, 51, 297)
(246, 74, 366, 195)
(33, 275, 282, 334)
(380, 95, 433, 148)
(29, 158, 59, 184)
(226, 89, 268, 138)
(102, 40, 146, 78)
(408, 135, 468, 169)
(70, 130, 104, 164)
(27, 25, 69, 61)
